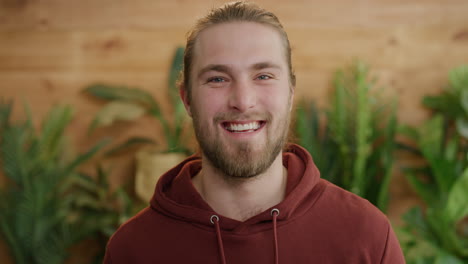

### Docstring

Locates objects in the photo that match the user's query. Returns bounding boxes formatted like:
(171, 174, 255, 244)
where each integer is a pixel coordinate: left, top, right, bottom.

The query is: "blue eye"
(257, 75, 271, 80)
(208, 77, 225, 83)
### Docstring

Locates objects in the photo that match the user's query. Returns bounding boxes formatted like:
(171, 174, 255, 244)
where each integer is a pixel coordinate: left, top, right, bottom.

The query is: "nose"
(228, 78, 256, 112)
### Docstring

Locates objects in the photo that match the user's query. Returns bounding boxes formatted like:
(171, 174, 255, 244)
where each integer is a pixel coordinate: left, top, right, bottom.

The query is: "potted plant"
(83, 47, 191, 202)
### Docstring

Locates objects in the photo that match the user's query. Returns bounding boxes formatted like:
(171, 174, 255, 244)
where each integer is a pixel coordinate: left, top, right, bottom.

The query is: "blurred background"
(0, 0, 467, 263)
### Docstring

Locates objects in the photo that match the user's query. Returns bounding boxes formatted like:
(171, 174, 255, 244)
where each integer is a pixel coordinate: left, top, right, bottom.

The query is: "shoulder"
(318, 179, 389, 224)
(110, 206, 155, 239)
(309, 180, 404, 263)
(312, 180, 393, 247)
(105, 207, 160, 260)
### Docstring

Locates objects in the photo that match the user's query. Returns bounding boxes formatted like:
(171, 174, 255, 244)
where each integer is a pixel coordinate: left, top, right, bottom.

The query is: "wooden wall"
(0, 0, 467, 262)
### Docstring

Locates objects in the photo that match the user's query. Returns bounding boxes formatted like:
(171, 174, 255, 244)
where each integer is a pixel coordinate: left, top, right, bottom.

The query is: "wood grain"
(0, 0, 467, 262)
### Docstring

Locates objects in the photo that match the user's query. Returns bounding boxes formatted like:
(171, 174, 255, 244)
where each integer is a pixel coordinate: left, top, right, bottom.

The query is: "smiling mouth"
(222, 121, 266, 133)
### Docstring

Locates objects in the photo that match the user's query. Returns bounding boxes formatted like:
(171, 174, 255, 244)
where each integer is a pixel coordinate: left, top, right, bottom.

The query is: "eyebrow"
(251, 62, 282, 71)
(197, 64, 231, 79)
(197, 62, 282, 79)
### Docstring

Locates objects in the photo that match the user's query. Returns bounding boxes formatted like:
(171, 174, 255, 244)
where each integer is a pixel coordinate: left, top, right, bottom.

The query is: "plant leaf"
(84, 84, 159, 110)
(402, 207, 435, 244)
(449, 65, 468, 93)
(37, 105, 74, 164)
(406, 171, 437, 205)
(398, 124, 419, 141)
(88, 101, 146, 133)
(461, 89, 468, 113)
(455, 117, 468, 139)
(446, 168, 468, 222)
(434, 250, 465, 264)
(377, 102, 398, 212)
(444, 136, 459, 162)
(63, 139, 110, 176)
(168, 46, 184, 104)
(0, 99, 13, 131)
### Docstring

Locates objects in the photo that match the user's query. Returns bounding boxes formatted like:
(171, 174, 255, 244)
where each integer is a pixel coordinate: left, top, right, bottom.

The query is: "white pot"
(135, 149, 186, 202)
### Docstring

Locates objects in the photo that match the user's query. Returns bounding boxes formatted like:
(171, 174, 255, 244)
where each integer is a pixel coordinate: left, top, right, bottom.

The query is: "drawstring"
(211, 215, 227, 264)
(211, 209, 280, 264)
(271, 208, 280, 264)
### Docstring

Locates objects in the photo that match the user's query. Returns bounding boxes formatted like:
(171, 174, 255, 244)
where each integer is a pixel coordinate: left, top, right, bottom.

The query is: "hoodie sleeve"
(103, 246, 113, 264)
(380, 223, 406, 264)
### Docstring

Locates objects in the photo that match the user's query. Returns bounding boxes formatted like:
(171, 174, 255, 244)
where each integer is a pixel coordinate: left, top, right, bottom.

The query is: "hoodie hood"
(150, 144, 324, 232)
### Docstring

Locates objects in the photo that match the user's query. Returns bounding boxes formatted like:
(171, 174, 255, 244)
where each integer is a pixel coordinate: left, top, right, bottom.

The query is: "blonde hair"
(181, 1, 296, 101)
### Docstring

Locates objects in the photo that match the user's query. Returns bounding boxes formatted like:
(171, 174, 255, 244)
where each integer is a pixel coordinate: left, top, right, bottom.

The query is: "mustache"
(213, 111, 272, 123)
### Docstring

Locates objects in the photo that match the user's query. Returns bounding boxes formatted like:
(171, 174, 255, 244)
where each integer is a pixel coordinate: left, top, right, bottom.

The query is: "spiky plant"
(296, 61, 398, 212)
(295, 101, 340, 183)
(0, 100, 107, 264)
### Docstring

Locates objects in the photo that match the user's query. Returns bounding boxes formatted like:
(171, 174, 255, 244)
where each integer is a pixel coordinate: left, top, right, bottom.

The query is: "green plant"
(70, 166, 144, 264)
(399, 65, 468, 264)
(423, 66, 468, 139)
(295, 102, 340, 183)
(0, 100, 107, 264)
(295, 61, 398, 212)
(83, 46, 190, 154)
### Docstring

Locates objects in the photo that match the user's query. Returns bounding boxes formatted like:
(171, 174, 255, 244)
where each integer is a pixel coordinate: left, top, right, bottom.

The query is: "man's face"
(182, 22, 294, 179)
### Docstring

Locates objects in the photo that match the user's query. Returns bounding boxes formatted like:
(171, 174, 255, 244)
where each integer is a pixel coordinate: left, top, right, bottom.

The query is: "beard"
(191, 105, 291, 180)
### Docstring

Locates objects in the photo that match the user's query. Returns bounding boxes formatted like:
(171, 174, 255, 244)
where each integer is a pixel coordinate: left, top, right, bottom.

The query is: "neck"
(192, 153, 287, 222)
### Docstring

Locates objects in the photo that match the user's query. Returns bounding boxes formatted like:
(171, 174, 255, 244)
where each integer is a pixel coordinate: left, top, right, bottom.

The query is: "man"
(104, 2, 405, 263)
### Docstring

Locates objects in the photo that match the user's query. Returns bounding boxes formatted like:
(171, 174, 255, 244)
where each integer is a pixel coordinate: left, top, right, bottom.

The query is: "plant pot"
(135, 149, 186, 202)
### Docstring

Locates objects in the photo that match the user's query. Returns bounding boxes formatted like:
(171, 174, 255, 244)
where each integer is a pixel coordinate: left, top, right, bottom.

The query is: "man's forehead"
(195, 22, 282, 49)
(191, 22, 287, 71)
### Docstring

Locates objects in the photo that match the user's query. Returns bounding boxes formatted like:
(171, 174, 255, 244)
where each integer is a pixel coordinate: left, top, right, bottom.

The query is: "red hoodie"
(104, 144, 405, 263)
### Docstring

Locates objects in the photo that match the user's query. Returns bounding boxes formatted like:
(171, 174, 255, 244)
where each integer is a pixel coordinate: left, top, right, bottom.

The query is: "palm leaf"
(63, 138, 110, 176)
(0, 103, 110, 264)
(0, 99, 12, 131)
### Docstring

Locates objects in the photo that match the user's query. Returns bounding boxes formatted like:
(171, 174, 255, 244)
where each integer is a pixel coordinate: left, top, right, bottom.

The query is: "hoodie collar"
(151, 144, 322, 231)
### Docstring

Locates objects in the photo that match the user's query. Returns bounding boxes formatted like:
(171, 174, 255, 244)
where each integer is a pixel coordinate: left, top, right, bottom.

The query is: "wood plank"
(0, 0, 467, 30)
(0, 30, 185, 71)
(1, 25, 466, 72)
(290, 25, 468, 70)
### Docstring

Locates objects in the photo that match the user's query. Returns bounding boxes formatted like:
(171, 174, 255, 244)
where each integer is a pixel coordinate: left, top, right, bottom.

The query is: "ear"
(179, 85, 192, 117)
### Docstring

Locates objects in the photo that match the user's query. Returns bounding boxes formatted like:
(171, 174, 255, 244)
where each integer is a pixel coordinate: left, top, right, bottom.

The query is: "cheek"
(260, 87, 292, 113)
(191, 91, 224, 119)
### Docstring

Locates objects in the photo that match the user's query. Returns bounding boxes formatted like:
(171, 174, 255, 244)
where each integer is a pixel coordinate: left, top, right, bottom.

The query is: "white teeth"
(227, 122, 261, 132)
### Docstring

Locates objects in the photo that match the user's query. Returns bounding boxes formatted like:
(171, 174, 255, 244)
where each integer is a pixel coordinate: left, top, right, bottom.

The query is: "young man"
(104, 2, 405, 263)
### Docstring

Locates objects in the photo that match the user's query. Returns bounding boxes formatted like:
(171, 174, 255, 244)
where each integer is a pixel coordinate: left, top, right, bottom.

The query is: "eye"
(207, 77, 226, 83)
(256, 74, 272, 80)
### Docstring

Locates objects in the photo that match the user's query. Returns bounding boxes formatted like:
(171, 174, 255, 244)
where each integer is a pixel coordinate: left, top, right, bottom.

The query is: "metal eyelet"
(210, 215, 220, 224)
(271, 208, 280, 216)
